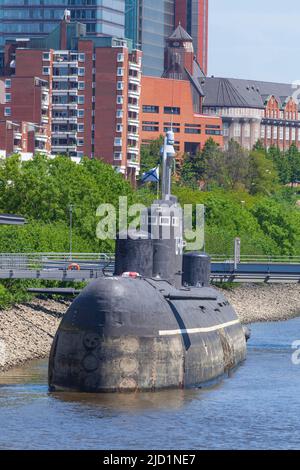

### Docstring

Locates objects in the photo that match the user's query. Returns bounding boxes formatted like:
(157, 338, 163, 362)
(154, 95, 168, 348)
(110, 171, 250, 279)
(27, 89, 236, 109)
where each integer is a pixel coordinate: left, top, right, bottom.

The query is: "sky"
(209, 0, 299, 84)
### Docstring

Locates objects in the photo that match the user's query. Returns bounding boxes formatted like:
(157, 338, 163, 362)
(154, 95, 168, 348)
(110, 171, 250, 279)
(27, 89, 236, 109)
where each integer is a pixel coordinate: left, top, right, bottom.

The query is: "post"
(161, 130, 175, 200)
(234, 237, 241, 270)
(69, 204, 73, 261)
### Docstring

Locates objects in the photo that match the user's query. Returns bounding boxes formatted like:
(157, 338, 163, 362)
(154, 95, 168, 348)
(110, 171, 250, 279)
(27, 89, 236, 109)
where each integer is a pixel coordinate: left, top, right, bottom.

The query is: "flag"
(141, 166, 159, 183)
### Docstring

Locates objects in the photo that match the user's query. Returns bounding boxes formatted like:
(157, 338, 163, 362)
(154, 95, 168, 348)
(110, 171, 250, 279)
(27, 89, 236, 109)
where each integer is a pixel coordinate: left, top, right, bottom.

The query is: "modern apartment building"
(202, 77, 300, 151)
(0, 16, 142, 181)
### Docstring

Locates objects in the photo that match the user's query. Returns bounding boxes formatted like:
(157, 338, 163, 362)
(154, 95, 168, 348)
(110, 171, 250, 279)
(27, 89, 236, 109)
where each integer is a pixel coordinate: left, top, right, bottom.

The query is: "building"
(0, 16, 142, 182)
(0, 119, 50, 160)
(126, 0, 209, 77)
(140, 24, 222, 156)
(175, 0, 209, 75)
(0, 2, 125, 71)
(202, 77, 300, 151)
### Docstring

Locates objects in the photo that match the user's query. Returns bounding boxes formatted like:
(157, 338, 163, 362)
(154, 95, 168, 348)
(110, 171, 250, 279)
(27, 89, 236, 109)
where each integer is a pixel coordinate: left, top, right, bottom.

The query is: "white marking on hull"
(159, 319, 241, 336)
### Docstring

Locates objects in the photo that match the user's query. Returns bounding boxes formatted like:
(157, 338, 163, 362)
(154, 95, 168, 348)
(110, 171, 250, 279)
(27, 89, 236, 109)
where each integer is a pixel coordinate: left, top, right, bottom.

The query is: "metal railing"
(210, 254, 300, 264)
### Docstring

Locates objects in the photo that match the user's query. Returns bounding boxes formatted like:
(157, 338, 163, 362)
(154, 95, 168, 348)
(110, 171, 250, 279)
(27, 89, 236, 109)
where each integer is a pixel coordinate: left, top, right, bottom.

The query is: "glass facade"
(138, 0, 175, 77)
(125, 0, 138, 47)
(0, 0, 125, 70)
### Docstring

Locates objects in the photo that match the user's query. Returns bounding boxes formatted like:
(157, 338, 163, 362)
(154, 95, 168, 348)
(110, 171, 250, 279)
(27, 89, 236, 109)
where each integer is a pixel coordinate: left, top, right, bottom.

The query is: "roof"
(202, 77, 298, 110)
(167, 23, 193, 42)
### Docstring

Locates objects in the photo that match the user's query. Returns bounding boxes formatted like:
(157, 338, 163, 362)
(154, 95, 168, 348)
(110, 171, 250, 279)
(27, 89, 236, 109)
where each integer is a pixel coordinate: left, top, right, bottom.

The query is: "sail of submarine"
(48, 130, 247, 392)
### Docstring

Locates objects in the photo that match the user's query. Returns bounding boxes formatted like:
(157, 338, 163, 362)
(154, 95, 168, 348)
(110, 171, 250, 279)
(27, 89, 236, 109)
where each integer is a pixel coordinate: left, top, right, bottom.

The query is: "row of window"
(141, 122, 219, 135)
(43, 52, 85, 62)
(143, 105, 181, 115)
(262, 125, 300, 141)
(43, 66, 86, 75)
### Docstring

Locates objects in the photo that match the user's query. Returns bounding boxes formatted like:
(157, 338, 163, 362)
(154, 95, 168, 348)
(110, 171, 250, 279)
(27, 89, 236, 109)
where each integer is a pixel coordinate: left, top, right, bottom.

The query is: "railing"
(210, 254, 300, 264)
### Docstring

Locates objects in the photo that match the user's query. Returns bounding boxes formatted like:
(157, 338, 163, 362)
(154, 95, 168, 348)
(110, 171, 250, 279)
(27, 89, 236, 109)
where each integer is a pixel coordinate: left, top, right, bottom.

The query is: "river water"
(0, 318, 300, 450)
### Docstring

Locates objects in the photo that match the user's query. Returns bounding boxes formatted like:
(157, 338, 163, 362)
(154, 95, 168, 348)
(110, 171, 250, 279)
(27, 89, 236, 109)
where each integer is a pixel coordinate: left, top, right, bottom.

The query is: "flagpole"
(157, 165, 160, 199)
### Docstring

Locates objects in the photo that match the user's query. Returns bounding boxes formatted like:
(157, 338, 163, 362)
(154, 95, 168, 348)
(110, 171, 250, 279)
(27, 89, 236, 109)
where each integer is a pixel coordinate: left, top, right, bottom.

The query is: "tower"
(175, 0, 209, 74)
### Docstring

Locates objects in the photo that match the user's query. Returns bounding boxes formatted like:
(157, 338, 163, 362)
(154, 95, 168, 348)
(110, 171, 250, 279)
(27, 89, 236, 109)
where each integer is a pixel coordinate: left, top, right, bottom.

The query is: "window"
(5, 79, 11, 88)
(273, 126, 278, 139)
(43, 52, 50, 61)
(43, 67, 50, 75)
(78, 124, 84, 132)
(114, 152, 122, 160)
(78, 53, 85, 62)
(78, 95, 84, 104)
(117, 96, 123, 105)
(117, 53, 124, 62)
(114, 137, 122, 146)
(292, 128, 296, 141)
(77, 109, 84, 118)
(285, 127, 290, 140)
(78, 139, 84, 146)
(116, 110, 123, 118)
(164, 122, 180, 133)
(117, 81, 124, 91)
(5, 93, 11, 103)
(116, 124, 123, 133)
(77, 151, 84, 158)
(261, 126, 265, 139)
(78, 82, 85, 90)
(233, 123, 241, 137)
(185, 128, 201, 134)
(143, 105, 159, 113)
(267, 126, 271, 139)
(279, 127, 283, 140)
(142, 121, 159, 132)
(4, 107, 11, 116)
(164, 106, 180, 115)
(117, 67, 124, 77)
(78, 67, 85, 76)
(244, 123, 250, 138)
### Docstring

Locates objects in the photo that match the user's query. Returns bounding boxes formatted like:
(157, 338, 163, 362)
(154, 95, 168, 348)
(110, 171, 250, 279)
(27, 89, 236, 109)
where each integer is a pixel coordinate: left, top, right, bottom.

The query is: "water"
(1, 318, 300, 450)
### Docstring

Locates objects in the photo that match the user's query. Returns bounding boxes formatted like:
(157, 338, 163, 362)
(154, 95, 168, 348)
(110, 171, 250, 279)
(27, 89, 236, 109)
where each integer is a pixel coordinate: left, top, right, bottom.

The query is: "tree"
(248, 150, 279, 195)
(139, 136, 163, 176)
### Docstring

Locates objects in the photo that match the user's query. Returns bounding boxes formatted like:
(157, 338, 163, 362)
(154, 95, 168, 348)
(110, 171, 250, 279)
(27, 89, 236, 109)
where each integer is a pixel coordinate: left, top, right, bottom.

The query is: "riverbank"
(0, 299, 70, 372)
(0, 284, 299, 372)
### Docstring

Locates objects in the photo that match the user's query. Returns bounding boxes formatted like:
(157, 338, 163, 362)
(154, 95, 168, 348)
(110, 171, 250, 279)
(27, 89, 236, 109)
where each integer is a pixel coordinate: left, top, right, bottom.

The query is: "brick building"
(0, 16, 142, 181)
(0, 120, 50, 160)
(202, 77, 300, 151)
(140, 24, 222, 156)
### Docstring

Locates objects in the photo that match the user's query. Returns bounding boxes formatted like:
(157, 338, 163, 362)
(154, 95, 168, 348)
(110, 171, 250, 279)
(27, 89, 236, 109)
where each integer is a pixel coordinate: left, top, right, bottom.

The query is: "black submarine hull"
(48, 277, 246, 392)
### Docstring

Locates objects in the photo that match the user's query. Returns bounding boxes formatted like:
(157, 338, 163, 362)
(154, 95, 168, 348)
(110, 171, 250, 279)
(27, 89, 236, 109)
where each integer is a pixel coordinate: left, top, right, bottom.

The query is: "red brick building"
(0, 120, 49, 160)
(141, 24, 222, 156)
(0, 16, 142, 182)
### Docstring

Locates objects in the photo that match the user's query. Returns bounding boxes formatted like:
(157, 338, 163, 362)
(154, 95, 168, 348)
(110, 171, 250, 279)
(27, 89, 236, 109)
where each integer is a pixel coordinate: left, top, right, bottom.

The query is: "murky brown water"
(1, 319, 300, 449)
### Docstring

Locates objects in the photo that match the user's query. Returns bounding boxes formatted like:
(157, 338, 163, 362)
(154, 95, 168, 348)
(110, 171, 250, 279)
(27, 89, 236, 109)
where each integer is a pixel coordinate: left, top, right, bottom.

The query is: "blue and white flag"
(141, 166, 159, 183)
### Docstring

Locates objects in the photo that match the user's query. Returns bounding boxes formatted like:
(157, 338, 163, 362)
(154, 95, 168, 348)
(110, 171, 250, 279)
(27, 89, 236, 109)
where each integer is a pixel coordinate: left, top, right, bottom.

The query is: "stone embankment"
(0, 284, 299, 371)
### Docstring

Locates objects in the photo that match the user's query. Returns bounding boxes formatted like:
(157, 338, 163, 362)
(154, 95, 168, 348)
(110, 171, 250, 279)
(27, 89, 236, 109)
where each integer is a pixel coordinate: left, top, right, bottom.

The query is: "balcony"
(52, 145, 77, 152)
(129, 62, 140, 71)
(127, 132, 139, 141)
(128, 103, 140, 113)
(128, 117, 139, 126)
(52, 116, 77, 123)
(52, 102, 78, 109)
(127, 146, 139, 154)
(128, 89, 140, 98)
(128, 74, 141, 84)
(52, 130, 77, 138)
(35, 133, 48, 142)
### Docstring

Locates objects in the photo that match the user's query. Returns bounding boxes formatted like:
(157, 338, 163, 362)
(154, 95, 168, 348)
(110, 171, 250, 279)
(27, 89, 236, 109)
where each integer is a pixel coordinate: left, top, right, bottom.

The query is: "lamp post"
(69, 204, 73, 260)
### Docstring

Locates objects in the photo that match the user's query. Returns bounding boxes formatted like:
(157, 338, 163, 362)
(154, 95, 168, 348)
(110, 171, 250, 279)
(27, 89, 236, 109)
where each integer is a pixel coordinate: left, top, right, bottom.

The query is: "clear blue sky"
(209, 0, 298, 83)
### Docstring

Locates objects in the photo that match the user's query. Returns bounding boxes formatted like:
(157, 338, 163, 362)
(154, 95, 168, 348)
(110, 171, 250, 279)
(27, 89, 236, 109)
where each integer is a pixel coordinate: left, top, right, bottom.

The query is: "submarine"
(48, 130, 247, 393)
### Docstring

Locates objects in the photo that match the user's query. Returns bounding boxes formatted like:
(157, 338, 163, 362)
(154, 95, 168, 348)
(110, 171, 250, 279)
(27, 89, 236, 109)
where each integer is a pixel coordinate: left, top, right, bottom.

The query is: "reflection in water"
(1, 318, 300, 450)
